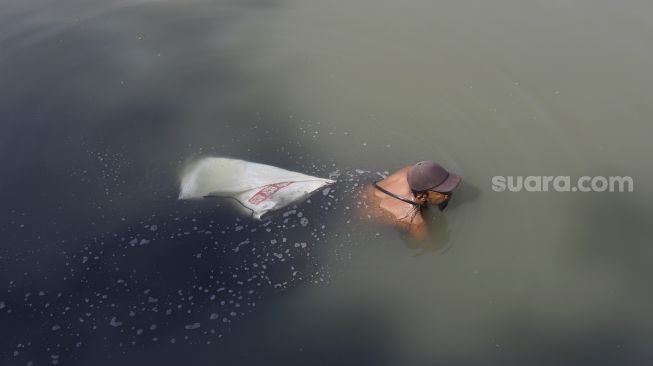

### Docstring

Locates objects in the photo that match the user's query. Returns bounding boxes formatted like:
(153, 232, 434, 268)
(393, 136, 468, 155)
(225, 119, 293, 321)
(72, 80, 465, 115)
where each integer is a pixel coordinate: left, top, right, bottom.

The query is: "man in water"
(360, 161, 461, 240)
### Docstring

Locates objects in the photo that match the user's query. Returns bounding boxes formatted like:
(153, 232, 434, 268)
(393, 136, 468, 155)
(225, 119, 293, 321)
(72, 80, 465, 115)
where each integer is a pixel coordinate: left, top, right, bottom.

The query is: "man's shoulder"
(382, 165, 411, 183)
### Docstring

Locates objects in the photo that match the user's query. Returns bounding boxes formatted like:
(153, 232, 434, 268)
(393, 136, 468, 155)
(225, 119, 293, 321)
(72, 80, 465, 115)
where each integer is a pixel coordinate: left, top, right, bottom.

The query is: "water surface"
(1, 0, 652, 365)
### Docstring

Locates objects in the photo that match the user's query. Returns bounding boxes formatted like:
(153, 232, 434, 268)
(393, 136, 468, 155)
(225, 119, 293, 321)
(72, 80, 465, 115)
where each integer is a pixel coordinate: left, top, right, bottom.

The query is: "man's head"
(407, 161, 461, 207)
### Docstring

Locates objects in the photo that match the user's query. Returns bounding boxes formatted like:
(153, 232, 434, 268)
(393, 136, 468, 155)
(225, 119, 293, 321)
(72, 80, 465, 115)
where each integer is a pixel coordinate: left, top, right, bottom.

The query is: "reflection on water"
(1, 0, 653, 365)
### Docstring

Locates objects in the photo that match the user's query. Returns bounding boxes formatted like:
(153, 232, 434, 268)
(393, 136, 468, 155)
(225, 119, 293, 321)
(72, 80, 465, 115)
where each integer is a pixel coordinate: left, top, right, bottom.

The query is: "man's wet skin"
(358, 162, 459, 240)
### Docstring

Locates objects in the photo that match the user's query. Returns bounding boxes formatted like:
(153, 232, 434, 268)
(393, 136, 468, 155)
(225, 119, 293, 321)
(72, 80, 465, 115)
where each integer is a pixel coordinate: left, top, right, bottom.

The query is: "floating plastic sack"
(179, 157, 335, 219)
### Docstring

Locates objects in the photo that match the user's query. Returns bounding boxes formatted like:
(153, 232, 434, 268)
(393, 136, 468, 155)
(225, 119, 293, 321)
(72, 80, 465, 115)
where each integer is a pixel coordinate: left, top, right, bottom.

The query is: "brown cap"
(407, 161, 461, 192)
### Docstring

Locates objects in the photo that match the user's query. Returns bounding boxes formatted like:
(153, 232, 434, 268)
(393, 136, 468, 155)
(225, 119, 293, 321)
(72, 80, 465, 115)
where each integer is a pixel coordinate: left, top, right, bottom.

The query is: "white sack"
(179, 157, 335, 219)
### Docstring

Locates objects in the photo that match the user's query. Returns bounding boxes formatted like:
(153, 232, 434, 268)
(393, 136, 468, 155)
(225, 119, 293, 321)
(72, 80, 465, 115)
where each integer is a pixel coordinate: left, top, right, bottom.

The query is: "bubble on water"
(51, 325, 61, 331)
(282, 210, 296, 218)
(109, 317, 122, 327)
(210, 313, 219, 320)
(150, 225, 158, 231)
(300, 217, 309, 227)
(233, 240, 250, 253)
(184, 322, 201, 330)
(0, 301, 4, 309)
(148, 297, 158, 303)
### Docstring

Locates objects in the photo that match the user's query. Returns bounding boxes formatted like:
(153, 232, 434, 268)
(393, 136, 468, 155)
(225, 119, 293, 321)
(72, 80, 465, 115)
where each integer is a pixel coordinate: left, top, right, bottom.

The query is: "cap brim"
(431, 173, 461, 193)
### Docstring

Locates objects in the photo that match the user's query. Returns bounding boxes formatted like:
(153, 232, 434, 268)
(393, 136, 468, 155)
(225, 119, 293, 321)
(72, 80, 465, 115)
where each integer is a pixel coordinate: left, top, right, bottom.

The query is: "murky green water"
(1, 0, 652, 365)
